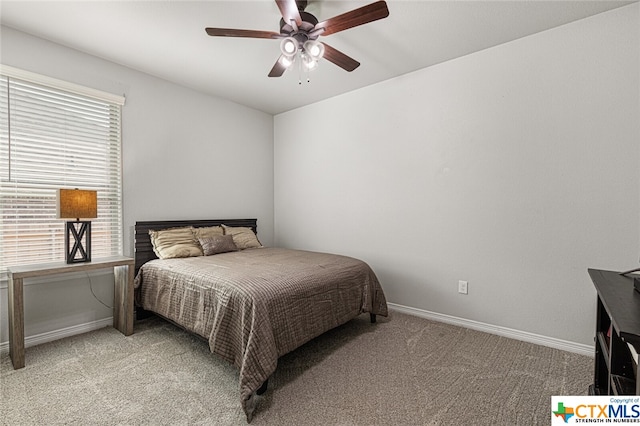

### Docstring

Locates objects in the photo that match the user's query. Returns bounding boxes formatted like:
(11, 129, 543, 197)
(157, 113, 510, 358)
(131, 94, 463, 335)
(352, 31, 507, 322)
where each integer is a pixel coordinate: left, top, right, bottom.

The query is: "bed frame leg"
(370, 313, 376, 323)
(257, 378, 268, 395)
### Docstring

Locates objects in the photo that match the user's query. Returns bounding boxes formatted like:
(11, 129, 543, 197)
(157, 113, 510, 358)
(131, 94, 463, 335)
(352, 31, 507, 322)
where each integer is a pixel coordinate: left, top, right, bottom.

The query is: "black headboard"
(134, 218, 258, 275)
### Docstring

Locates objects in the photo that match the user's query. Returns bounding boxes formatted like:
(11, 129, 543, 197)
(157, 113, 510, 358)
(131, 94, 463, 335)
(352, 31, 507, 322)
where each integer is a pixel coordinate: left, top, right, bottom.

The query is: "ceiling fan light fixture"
(301, 52, 319, 71)
(205, 0, 390, 79)
(280, 55, 294, 68)
(280, 37, 298, 56)
(303, 40, 324, 60)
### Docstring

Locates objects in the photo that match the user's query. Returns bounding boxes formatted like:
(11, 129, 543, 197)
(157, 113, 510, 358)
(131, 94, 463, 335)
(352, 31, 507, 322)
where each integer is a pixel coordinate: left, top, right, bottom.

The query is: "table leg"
(8, 276, 25, 369)
(113, 264, 134, 336)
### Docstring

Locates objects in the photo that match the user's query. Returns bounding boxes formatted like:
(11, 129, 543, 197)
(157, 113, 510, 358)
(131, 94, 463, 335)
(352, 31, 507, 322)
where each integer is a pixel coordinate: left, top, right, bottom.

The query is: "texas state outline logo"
(553, 401, 575, 423)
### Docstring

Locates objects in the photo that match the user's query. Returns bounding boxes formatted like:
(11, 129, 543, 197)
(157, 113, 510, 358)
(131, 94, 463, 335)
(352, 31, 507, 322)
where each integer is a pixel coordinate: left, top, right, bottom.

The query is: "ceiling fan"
(205, 0, 389, 78)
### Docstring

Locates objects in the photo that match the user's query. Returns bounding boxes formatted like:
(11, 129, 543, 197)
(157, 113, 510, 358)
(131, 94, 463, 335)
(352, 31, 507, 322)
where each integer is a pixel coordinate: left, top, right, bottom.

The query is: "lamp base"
(65, 221, 91, 264)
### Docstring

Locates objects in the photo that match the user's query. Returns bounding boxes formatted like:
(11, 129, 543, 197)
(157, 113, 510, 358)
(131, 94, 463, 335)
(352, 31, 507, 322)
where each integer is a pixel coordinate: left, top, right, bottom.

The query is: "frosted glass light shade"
(280, 37, 298, 56)
(304, 40, 324, 59)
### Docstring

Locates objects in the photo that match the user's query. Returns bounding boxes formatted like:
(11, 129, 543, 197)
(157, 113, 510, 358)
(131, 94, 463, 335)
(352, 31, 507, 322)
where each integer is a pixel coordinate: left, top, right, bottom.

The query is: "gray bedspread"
(134, 247, 388, 421)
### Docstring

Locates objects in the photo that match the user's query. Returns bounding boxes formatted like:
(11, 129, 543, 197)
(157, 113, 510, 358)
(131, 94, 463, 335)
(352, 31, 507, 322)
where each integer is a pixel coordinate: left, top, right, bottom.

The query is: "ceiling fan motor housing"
(280, 11, 320, 44)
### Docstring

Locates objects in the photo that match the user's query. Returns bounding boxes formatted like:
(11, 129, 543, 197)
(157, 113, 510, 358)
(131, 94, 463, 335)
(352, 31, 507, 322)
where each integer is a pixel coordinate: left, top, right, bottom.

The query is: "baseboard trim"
(0, 317, 113, 354)
(388, 303, 594, 357)
(1, 306, 593, 358)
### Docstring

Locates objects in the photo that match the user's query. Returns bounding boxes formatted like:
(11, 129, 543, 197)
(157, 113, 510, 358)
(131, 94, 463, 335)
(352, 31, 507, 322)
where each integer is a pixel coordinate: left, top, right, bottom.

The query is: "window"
(0, 66, 125, 273)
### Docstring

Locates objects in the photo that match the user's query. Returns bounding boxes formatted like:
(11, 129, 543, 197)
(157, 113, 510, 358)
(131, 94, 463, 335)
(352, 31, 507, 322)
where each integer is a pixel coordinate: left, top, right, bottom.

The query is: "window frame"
(0, 64, 125, 275)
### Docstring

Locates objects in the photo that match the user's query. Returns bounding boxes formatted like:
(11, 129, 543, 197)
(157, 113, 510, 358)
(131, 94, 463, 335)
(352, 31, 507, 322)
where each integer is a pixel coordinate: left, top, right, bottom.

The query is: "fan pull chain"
(294, 51, 313, 85)
(296, 59, 311, 85)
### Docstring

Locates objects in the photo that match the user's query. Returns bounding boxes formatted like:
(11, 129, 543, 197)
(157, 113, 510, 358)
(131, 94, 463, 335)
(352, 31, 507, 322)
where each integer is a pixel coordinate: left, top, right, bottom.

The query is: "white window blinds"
(0, 68, 124, 272)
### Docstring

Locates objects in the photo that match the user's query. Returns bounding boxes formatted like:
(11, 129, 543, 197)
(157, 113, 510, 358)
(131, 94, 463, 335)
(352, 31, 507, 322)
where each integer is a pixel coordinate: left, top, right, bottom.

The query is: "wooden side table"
(7, 256, 135, 369)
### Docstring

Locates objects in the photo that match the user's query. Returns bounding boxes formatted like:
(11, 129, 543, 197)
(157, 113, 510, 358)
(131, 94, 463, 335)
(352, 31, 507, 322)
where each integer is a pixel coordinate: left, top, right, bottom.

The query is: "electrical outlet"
(458, 280, 468, 295)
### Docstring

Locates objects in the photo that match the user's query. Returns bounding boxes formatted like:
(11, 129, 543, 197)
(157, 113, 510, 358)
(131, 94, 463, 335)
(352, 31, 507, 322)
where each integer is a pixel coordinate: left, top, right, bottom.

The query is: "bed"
(133, 219, 388, 422)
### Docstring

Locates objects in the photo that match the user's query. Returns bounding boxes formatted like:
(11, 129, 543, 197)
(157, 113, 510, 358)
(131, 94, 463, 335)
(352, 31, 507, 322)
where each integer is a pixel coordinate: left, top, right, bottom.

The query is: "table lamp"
(57, 189, 97, 263)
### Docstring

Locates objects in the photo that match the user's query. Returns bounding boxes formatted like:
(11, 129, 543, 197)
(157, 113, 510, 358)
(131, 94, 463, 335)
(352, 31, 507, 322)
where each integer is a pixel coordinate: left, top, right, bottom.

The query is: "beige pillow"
(198, 235, 238, 256)
(193, 226, 224, 240)
(149, 226, 203, 259)
(222, 225, 262, 250)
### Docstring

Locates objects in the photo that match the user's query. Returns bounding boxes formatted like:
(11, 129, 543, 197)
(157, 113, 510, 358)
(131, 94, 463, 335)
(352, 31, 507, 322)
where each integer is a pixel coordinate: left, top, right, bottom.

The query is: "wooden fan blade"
(321, 43, 360, 72)
(205, 28, 280, 39)
(315, 1, 389, 36)
(275, 0, 302, 26)
(268, 55, 288, 77)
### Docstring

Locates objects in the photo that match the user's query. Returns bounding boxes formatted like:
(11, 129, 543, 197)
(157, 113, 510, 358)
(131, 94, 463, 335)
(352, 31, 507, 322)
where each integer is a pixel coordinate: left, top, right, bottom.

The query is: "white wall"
(0, 26, 274, 347)
(274, 4, 640, 346)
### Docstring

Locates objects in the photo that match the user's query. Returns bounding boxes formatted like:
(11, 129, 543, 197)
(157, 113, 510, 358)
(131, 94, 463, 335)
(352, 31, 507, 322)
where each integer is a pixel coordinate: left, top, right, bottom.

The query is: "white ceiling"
(0, 0, 635, 115)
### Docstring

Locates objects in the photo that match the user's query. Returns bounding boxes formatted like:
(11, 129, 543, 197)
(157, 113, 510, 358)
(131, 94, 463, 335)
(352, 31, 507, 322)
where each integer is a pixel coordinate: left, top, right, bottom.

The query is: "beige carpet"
(0, 311, 591, 425)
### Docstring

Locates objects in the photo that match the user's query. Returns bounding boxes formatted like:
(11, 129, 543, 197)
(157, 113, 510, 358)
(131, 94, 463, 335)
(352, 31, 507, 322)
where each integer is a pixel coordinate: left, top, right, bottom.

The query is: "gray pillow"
(198, 234, 238, 256)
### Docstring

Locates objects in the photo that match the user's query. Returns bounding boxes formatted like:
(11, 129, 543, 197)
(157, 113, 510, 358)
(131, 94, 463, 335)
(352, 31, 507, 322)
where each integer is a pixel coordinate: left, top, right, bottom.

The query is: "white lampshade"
(303, 40, 324, 60)
(280, 55, 294, 68)
(280, 37, 298, 56)
(301, 53, 318, 71)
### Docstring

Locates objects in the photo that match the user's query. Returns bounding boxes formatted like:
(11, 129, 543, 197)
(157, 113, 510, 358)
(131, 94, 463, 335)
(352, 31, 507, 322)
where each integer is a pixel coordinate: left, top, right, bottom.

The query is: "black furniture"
(589, 269, 640, 395)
